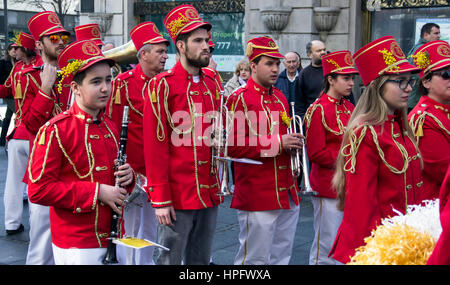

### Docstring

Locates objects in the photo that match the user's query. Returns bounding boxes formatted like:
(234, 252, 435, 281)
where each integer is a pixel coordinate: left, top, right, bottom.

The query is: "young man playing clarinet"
(27, 40, 135, 265)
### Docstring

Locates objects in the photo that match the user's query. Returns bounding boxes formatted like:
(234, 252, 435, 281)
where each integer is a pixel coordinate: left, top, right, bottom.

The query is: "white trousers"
(117, 189, 157, 265)
(26, 202, 54, 265)
(234, 195, 300, 265)
(309, 196, 343, 265)
(3, 139, 28, 230)
(52, 244, 107, 265)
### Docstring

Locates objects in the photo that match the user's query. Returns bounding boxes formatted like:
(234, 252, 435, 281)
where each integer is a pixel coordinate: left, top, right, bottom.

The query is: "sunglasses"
(433, 69, 450, 80)
(48, 34, 70, 44)
(385, 78, 417, 91)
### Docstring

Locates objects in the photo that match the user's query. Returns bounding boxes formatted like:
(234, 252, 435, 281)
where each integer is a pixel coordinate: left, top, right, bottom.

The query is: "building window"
(370, 7, 450, 54)
(81, 0, 95, 13)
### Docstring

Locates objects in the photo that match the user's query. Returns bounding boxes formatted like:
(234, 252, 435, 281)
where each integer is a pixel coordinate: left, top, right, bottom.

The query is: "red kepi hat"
(353, 36, 419, 86)
(75, 23, 104, 47)
(57, 40, 115, 92)
(27, 11, 70, 41)
(411, 40, 450, 78)
(13, 32, 36, 51)
(322, 50, 358, 77)
(164, 4, 212, 44)
(246, 36, 284, 63)
(130, 21, 170, 51)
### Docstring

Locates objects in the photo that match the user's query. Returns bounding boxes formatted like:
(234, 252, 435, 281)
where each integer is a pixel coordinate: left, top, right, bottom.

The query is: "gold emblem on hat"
(185, 8, 200, 20)
(268, 41, 276, 48)
(344, 53, 353, 66)
(390, 42, 405, 59)
(82, 41, 101, 56)
(437, 45, 450, 57)
(48, 14, 61, 25)
(91, 26, 100, 38)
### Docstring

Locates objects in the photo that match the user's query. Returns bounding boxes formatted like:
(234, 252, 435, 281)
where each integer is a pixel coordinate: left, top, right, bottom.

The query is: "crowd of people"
(0, 5, 448, 265)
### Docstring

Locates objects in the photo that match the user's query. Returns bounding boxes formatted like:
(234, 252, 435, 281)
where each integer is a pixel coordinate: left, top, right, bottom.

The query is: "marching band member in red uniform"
(28, 40, 135, 265)
(304, 50, 358, 265)
(143, 5, 222, 265)
(329, 36, 423, 264)
(75, 23, 105, 48)
(107, 21, 169, 265)
(22, 11, 72, 265)
(225, 36, 303, 265)
(427, 164, 450, 265)
(408, 40, 450, 202)
(1, 32, 40, 236)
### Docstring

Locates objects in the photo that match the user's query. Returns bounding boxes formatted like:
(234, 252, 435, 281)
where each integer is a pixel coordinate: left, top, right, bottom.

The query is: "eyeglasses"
(385, 78, 417, 90)
(48, 34, 69, 44)
(433, 69, 450, 80)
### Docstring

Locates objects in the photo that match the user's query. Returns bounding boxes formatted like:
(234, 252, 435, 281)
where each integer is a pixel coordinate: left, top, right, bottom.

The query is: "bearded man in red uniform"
(225, 36, 304, 265)
(107, 21, 169, 265)
(22, 11, 71, 265)
(143, 4, 222, 265)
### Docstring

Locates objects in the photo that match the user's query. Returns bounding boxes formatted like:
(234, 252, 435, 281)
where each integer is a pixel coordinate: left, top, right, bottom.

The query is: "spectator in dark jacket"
(0, 44, 16, 146)
(295, 41, 355, 117)
(275, 51, 302, 109)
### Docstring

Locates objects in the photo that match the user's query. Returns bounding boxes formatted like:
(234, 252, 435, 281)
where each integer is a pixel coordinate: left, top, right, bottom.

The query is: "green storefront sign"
(135, 0, 245, 72)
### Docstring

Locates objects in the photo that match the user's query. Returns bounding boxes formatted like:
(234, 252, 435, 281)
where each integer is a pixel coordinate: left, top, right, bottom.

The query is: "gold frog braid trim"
(164, 79, 194, 135)
(124, 80, 144, 117)
(342, 123, 410, 175)
(28, 126, 55, 183)
(304, 104, 346, 138)
(147, 77, 166, 141)
(54, 124, 95, 180)
(410, 111, 450, 143)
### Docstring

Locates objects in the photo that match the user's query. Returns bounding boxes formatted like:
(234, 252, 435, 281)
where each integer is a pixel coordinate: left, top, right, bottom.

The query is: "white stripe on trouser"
(26, 202, 54, 264)
(3, 139, 29, 230)
(52, 244, 107, 265)
(234, 195, 300, 265)
(117, 190, 157, 265)
(308, 196, 343, 265)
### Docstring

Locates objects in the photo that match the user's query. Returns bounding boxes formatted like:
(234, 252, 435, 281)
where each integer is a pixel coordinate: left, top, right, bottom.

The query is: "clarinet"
(102, 106, 129, 265)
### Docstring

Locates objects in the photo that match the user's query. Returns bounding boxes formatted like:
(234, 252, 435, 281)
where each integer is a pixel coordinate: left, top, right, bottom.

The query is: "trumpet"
(288, 102, 318, 196)
(210, 90, 233, 196)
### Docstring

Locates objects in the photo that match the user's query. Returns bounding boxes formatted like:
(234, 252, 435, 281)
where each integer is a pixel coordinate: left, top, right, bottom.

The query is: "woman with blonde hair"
(304, 50, 358, 265)
(329, 36, 424, 264)
(224, 59, 250, 96)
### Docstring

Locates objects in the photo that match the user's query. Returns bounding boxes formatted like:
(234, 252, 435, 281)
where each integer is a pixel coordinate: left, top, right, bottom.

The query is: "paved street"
(0, 112, 314, 265)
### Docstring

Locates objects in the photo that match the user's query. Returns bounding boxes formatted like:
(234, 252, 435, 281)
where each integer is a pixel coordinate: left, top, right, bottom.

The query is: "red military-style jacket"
(202, 67, 223, 92)
(143, 60, 223, 210)
(408, 96, 450, 202)
(16, 62, 72, 139)
(107, 63, 149, 176)
(304, 94, 354, 198)
(0, 59, 30, 98)
(329, 113, 423, 264)
(427, 165, 450, 265)
(225, 77, 300, 211)
(0, 57, 40, 140)
(28, 101, 135, 249)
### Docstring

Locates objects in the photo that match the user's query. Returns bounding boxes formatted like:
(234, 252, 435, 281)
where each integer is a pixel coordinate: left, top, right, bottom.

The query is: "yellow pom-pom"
(348, 223, 436, 265)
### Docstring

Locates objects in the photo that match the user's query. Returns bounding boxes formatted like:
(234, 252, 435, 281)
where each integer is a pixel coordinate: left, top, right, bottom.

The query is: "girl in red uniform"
(28, 40, 135, 265)
(408, 40, 450, 202)
(304, 50, 358, 265)
(329, 36, 423, 264)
